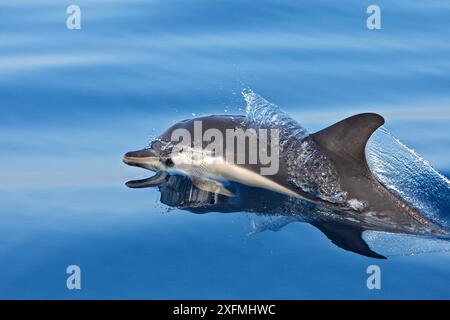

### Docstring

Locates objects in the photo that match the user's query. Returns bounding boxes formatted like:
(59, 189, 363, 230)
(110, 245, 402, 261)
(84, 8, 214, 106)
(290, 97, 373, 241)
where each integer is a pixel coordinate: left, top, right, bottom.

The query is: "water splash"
(243, 89, 347, 204)
(367, 127, 450, 228)
(363, 230, 450, 257)
(243, 88, 309, 141)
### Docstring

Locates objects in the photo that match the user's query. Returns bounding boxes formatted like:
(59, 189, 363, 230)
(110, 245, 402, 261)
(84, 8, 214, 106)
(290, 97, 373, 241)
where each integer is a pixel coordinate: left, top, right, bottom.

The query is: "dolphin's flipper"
(192, 177, 235, 197)
(312, 221, 386, 259)
(126, 171, 168, 188)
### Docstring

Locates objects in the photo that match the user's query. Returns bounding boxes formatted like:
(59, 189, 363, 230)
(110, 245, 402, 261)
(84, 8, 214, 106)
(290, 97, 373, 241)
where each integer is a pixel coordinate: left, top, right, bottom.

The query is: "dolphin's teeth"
(125, 171, 168, 188)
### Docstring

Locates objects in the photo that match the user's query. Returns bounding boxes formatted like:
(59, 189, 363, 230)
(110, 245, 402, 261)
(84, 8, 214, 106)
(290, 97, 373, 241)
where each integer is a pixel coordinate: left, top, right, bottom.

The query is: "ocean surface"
(0, 0, 450, 299)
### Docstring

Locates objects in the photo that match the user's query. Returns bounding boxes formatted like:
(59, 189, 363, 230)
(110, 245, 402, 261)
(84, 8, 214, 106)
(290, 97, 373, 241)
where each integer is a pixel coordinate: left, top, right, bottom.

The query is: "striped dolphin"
(123, 111, 443, 237)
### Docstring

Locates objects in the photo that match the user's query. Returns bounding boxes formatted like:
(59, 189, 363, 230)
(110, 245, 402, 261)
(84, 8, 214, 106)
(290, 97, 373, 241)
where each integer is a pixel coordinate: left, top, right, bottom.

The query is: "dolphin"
(123, 112, 444, 237)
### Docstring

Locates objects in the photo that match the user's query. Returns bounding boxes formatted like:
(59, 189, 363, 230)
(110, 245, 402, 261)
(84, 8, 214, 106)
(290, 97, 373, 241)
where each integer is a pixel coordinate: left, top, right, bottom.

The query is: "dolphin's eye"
(165, 158, 174, 167)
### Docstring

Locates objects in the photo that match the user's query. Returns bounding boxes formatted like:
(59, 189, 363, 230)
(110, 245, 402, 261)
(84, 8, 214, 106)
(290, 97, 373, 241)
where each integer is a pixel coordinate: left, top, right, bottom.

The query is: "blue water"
(1, 0, 450, 299)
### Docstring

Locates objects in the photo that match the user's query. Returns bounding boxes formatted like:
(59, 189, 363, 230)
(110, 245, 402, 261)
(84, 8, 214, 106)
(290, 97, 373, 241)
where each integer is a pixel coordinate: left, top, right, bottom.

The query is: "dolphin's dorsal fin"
(311, 113, 384, 173)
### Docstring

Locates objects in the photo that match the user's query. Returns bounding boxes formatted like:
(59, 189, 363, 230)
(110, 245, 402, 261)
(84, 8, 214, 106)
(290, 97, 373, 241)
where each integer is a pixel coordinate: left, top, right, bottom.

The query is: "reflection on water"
(155, 173, 450, 259)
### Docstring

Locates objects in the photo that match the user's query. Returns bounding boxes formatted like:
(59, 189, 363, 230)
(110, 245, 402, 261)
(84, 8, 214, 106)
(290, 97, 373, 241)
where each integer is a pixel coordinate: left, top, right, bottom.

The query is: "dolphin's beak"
(123, 148, 159, 169)
(123, 148, 167, 188)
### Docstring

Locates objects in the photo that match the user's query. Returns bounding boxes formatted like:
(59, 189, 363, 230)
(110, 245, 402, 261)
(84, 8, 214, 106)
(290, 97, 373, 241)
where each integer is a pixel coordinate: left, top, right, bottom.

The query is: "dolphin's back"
(160, 115, 247, 142)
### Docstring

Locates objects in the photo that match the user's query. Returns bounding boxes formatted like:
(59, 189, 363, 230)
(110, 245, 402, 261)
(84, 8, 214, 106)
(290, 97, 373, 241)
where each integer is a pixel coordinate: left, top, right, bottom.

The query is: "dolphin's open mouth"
(123, 148, 167, 188)
(124, 171, 168, 188)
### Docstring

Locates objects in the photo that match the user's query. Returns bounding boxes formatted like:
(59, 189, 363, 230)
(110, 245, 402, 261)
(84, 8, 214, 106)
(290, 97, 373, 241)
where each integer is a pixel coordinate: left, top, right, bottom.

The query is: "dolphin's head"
(123, 140, 172, 188)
